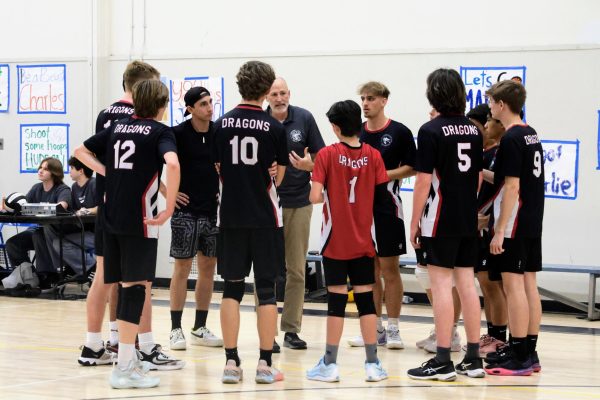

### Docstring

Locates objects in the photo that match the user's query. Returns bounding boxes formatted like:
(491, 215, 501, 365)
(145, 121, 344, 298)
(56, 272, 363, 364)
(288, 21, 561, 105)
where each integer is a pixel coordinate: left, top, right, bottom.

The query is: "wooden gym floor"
(0, 287, 599, 400)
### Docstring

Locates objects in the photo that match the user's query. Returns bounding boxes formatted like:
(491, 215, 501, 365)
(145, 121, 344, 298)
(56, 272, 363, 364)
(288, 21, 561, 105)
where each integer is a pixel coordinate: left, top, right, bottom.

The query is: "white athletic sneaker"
(222, 359, 243, 384)
(190, 326, 224, 347)
(306, 357, 340, 382)
(169, 328, 187, 351)
(416, 329, 436, 349)
(109, 360, 160, 389)
(365, 359, 388, 382)
(348, 328, 387, 347)
(139, 345, 186, 370)
(255, 360, 284, 384)
(385, 326, 405, 349)
(424, 329, 462, 353)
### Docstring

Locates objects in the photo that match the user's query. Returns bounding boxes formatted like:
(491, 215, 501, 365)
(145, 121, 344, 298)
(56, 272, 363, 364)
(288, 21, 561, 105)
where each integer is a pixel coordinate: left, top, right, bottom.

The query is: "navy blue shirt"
(267, 105, 325, 208)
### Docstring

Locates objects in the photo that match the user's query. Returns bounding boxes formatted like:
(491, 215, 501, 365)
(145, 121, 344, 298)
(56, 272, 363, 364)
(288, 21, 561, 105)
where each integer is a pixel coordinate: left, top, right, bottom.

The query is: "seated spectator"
(50, 157, 97, 277)
(4, 157, 71, 287)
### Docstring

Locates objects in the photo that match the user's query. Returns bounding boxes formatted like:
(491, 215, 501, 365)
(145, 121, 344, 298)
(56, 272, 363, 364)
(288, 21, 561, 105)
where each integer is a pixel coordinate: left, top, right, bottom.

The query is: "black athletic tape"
(255, 278, 276, 306)
(117, 285, 146, 325)
(223, 280, 245, 303)
(354, 291, 376, 317)
(327, 292, 348, 317)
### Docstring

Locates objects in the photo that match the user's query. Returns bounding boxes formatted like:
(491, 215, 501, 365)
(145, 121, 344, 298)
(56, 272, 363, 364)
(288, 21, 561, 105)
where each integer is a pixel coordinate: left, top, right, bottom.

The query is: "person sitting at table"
(4, 157, 72, 288)
(49, 157, 97, 277)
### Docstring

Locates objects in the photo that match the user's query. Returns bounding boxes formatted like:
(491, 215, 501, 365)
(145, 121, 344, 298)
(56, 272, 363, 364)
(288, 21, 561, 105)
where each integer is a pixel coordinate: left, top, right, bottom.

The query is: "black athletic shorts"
(488, 237, 542, 276)
(415, 248, 427, 267)
(323, 256, 375, 287)
(103, 232, 158, 284)
(475, 231, 491, 273)
(170, 211, 218, 259)
(373, 212, 407, 257)
(419, 236, 478, 269)
(94, 204, 105, 257)
(217, 227, 284, 281)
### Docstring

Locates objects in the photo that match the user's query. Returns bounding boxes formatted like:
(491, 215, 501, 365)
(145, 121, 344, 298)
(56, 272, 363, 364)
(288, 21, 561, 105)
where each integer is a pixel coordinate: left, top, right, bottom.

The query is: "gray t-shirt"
(71, 177, 97, 211)
(267, 105, 325, 208)
(26, 182, 72, 208)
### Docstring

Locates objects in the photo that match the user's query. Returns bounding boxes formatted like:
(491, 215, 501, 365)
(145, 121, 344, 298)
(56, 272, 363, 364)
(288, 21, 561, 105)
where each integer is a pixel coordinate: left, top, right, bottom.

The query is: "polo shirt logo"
(381, 134, 393, 147)
(290, 130, 303, 142)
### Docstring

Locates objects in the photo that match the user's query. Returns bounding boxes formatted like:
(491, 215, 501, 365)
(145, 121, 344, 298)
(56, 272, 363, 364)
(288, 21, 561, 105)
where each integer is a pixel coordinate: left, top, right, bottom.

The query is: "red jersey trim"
(363, 119, 391, 134)
(132, 115, 154, 120)
(236, 104, 263, 111)
(118, 99, 134, 105)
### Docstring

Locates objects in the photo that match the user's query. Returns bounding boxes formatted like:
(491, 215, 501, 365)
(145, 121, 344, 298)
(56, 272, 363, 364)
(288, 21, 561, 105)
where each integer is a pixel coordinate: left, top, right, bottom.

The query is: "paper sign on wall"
(460, 66, 526, 114)
(20, 124, 69, 173)
(400, 137, 419, 192)
(0, 64, 9, 112)
(161, 76, 224, 127)
(17, 64, 66, 114)
(542, 140, 579, 200)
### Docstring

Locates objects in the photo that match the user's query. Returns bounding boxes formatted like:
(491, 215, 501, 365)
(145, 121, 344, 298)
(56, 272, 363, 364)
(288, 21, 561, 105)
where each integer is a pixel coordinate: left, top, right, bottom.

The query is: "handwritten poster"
(400, 137, 418, 192)
(162, 76, 224, 127)
(460, 66, 526, 114)
(20, 124, 69, 173)
(542, 140, 579, 200)
(0, 64, 8, 112)
(17, 64, 66, 114)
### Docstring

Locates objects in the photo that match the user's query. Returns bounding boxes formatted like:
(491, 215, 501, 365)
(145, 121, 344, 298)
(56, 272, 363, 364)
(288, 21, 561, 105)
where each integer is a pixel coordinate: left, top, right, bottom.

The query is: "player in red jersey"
(306, 100, 389, 383)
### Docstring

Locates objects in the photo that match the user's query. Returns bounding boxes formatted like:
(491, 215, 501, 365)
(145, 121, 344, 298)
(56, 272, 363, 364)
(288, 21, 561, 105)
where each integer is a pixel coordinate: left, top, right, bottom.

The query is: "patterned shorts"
(170, 211, 218, 259)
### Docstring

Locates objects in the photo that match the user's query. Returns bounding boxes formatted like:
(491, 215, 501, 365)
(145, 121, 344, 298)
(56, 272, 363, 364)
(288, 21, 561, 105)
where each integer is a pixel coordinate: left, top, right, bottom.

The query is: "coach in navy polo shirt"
(266, 77, 325, 350)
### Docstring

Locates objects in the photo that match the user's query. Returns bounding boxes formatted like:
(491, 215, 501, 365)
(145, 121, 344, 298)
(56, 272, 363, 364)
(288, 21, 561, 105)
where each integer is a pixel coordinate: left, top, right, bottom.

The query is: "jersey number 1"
(230, 136, 258, 165)
(348, 176, 358, 203)
(114, 140, 135, 170)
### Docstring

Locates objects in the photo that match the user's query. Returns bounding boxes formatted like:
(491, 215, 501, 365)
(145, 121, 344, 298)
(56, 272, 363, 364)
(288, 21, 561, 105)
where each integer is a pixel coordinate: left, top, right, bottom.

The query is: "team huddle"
(73, 59, 544, 389)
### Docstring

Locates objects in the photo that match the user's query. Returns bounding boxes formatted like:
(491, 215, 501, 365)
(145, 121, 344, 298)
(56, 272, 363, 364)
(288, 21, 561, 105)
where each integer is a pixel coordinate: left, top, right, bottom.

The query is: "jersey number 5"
(230, 136, 258, 165)
(457, 143, 471, 172)
(114, 140, 135, 170)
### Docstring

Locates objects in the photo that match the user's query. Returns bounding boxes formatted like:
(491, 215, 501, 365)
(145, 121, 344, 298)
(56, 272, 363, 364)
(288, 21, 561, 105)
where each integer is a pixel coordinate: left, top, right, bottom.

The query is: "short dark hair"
(426, 68, 466, 115)
(466, 103, 490, 126)
(68, 156, 93, 178)
(236, 61, 276, 101)
(132, 79, 169, 118)
(485, 80, 526, 115)
(40, 157, 64, 185)
(326, 100, 362, 137)
(123, 60, 160, 92)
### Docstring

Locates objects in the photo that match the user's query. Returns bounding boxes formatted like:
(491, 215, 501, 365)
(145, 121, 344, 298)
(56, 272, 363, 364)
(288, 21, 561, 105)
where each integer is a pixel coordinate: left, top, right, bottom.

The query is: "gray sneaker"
(109, 360, 160, 389)
(222, 359, 243, 384)
(255, 360, 284, 384)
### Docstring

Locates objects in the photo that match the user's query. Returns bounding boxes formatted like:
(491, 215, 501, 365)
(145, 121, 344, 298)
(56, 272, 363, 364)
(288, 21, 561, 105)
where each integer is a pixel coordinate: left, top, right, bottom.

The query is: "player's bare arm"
(387, 164, 416, 181)
(74, 144, 106, 177)
(145, 151, 180, 226)
(490, 176, 519, 255)
(410, 172, 432, 249)
(275, 165, 286, 187)
(483, 168, 494, 184)
(309, 181, 324, 204)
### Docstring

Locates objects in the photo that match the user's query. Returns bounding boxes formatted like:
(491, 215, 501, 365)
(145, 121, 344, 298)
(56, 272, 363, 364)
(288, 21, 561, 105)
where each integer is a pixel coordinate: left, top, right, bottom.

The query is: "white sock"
(85, 332, 103, 351)
(376, 317, 384, 331)
(109, 321, 119, 344)
(138, 332, 155, 354)
(388, 318, 399, 328)
(117, 343, 136, 369)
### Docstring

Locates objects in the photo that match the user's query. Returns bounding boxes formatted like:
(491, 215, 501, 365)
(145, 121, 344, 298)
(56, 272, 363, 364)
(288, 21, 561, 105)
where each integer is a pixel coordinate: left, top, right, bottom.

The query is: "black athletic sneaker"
(283, 333, 307, 350)
(78, 345, 115, 366)
(139, 344, 185, 370)
(485, 356, 533, 376)
(484, 344, 511, 364)
(272, 340, 281, 354)
(456, 357, 486, 378)
(530, 351, 542, 372)
(407, 357, 456, 381)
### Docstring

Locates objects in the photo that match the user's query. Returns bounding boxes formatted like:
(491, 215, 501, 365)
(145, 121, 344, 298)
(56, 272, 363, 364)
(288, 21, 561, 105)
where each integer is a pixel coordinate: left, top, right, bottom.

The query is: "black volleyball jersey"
(491, 124, 544, 238)
(415, 115, 483, 237)
(478, 145, 499, 214)
(84, 116, 177, 238)
(360, 119, 416, 219)
(173, 120, 218, 217)
(94, 100, 135, 204)
(213, 104, 289, 228)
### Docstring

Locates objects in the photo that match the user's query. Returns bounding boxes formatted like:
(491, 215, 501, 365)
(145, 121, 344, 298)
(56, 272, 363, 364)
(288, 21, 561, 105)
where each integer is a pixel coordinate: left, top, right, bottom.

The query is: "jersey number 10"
(230, 136, 258, 165)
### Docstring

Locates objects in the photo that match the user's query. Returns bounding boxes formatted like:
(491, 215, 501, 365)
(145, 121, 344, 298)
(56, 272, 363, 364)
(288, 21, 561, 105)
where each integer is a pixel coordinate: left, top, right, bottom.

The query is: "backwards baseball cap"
(183, 86, 211, 116)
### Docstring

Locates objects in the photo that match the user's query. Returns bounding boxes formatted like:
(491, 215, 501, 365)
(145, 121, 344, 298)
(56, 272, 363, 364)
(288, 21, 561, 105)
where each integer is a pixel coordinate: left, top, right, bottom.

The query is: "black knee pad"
(255, 278, 276, 306)
(327, 292, 348, 317)
(223, 280, 245, 303)
(354, 291, 376, 317)
(117, 284, 146, 325)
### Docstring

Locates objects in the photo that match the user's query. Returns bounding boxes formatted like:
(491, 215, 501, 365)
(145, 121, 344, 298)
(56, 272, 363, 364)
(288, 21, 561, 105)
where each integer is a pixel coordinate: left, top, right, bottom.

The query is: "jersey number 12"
(114, 140, 135, 170)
